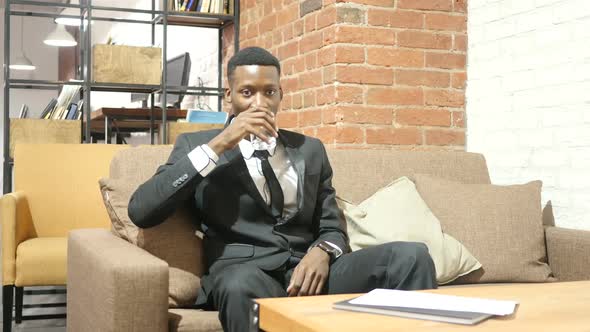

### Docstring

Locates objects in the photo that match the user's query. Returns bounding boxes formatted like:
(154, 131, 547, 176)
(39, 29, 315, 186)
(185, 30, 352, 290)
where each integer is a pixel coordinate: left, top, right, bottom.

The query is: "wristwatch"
(315, 241, 341, 262)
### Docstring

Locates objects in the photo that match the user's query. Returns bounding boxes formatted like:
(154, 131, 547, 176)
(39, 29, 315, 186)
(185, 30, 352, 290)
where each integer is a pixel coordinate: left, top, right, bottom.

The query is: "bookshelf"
(3, 0, 240, 194)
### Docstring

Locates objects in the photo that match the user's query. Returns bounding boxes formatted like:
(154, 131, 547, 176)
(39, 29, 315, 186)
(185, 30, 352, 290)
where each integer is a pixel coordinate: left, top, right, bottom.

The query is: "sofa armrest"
(546, 226, 590, 281)
(67, 229, 169, 332)
(1, 191, 36, 285)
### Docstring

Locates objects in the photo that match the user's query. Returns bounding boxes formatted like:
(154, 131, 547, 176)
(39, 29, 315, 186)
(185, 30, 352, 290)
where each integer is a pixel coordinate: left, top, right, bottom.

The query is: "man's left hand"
(287, 247, 330, 296)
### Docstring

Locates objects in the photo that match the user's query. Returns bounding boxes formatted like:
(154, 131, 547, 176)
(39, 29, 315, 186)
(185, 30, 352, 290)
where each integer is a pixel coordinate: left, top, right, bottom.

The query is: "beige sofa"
(67, 146, 590, 332)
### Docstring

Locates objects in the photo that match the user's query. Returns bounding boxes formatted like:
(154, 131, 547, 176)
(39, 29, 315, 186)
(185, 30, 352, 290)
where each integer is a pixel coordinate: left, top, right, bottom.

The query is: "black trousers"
(209, 242, 437, 332)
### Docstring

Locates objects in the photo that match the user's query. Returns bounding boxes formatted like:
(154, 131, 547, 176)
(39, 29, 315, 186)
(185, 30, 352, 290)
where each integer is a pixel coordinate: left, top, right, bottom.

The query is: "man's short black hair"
(227, 47, 281, 84)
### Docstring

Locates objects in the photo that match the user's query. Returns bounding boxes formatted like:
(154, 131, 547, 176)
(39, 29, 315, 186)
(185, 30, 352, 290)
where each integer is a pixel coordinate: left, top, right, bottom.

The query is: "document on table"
(348, 289, 518, 316)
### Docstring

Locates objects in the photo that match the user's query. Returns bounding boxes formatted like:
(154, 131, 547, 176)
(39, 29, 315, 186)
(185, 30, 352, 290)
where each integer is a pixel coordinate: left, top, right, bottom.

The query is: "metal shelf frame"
(3, 0, 240, 194)
(10, 4, 236, 26)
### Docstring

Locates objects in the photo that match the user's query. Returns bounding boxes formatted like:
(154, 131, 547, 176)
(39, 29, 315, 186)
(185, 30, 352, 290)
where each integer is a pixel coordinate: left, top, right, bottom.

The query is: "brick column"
(237, 0, 467, 149)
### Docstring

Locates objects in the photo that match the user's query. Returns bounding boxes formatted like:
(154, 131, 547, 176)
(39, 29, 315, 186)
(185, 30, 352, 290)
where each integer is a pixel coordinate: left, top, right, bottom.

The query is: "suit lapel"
(222, 144, 274, 216)
(280, 131, 306, 213)
(214, 116, 274, 216)
(215, 124, 307, 220)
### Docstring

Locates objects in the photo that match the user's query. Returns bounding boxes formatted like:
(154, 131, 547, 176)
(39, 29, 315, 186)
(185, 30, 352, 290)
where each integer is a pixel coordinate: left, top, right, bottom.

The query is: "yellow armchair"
(1, 192, 36, 286)
(1, 143, 128, 332)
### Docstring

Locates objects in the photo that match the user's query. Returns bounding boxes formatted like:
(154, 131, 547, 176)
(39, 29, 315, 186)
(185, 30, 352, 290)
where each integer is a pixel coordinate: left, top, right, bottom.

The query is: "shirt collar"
(239, 138, 277, 159)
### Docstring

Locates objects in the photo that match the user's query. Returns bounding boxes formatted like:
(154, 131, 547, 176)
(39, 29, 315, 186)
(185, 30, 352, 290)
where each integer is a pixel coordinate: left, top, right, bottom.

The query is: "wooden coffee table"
(254, 280, 590, 331)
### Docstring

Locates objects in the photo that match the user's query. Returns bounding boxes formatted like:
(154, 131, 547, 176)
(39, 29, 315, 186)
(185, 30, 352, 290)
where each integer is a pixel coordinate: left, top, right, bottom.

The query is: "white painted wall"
(467, 0, 590, 230)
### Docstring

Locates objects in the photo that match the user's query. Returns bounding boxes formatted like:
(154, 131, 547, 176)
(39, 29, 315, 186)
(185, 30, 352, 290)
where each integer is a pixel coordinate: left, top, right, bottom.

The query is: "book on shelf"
(214, 0, 227, 14)
(200, 0, 211, 13)
(51, 85, 81, 120)
(40, 98, 57, 119)
(65, 103, 79, 120)
(332, 289, 518, 326)
(39, 84, 81, 121)
(167, 0, 230, 14)
(18, 104, 29, 119)
(76, 100, 84, 120)
(169, 0, 186, 11)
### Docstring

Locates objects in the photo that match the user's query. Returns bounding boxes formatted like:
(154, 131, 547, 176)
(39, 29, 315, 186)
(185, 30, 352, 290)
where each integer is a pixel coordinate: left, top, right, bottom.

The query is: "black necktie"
(253, 150, 284, 219)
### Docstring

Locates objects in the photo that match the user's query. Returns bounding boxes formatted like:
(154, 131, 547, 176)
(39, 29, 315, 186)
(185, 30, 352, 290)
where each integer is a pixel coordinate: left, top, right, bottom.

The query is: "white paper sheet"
(349, 289, 518, 316)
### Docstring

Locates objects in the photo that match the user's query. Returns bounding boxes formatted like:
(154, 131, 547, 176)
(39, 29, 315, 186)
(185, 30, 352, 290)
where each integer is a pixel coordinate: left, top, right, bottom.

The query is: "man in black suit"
(129, 47, 436, 332)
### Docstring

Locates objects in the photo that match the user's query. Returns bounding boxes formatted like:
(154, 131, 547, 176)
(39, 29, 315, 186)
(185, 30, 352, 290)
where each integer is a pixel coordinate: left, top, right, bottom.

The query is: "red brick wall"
(233, 0, 467, 149)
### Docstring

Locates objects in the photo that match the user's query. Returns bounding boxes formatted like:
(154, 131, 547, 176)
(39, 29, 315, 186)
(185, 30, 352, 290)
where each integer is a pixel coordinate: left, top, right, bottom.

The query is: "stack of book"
(333, 289, 518, 325)
(40, 85, 83, 120)
(169, 0, 231, 14)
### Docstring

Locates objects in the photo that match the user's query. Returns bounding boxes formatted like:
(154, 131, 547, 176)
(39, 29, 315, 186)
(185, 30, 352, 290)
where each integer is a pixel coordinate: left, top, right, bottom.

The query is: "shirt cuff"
(201, 144, 219, 162)
(188, 144, 219, 177)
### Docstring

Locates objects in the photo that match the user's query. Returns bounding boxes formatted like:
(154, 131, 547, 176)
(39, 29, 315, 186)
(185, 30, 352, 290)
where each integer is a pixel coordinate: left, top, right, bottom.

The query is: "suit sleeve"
(128, 133, 207, 228)
(310, 141, 350, 254)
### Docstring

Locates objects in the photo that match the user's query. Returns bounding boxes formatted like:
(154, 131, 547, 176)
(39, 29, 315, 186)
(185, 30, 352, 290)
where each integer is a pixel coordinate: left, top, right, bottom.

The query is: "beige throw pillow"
(337, 176, 482, 285)
(413, 174, 555, 283)
(99, 177, 204, 307)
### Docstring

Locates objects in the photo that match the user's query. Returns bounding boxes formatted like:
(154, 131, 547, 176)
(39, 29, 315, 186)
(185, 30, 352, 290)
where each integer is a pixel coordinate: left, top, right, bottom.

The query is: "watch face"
(318, 242, 335, 255)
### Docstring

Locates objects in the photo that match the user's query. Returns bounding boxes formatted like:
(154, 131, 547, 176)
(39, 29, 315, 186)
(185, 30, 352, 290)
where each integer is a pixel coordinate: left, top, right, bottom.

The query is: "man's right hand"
(207, 104, 278, 156)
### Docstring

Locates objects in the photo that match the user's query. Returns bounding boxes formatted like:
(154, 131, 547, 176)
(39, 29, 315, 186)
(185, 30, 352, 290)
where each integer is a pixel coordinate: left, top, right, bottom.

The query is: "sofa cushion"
(100, 177, 139, 244)
(168, 309, 222, 332)
(99, 145, 204, 308)
(546, 227, 590, 281)
(337, 177, 482, 285)
(413, 174, 555, 283)
(16, 237, 67, 286)
(327, 149, 491, 205)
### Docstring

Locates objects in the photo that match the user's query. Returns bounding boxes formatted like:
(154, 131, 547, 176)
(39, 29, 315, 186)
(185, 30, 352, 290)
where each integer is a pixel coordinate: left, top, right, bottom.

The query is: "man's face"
(226, 65, 282, 117)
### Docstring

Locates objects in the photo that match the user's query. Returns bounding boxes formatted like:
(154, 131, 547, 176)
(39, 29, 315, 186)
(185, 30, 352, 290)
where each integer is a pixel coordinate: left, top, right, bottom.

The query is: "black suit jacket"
(128, 129, 348, 275)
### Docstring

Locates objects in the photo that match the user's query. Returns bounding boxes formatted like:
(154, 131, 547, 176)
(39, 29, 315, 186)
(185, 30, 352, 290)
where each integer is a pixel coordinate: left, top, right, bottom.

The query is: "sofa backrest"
(13, 143, 128, 237)
(109, 146, 492, 206)
(327, 149, 491, 204)
(109, 145, 174, 184)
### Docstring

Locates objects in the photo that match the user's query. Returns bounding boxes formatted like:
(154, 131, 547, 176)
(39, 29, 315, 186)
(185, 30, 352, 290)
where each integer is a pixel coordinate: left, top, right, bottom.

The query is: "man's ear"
(279, 87, 284, 100)
(224, 88, 232, 104)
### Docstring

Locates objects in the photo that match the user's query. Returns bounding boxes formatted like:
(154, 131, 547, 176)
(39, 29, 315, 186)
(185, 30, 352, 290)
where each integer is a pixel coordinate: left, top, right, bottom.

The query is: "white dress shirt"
(187, 139, 343, 257)
(237, 138, 299, 219)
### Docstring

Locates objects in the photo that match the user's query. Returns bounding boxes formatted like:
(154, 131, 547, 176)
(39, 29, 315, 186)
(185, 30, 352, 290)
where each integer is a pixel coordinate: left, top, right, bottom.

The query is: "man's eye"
(266, 90, 276, 96)
(242, 90, 252, 97)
